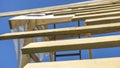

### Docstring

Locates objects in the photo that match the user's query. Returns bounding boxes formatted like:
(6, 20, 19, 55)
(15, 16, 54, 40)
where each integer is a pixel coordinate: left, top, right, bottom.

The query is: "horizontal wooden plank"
(1, 23, 120, 40)
(85, 16, 120, 25)
(9, 15, 74, 29)
(75, 7, 120, 16)
(22, 35, 120, 54)
(0, 0, 119, 17)
(73, 11, 120, 21)
(9, 9, 120, 29)
(52, 3, 120, 16)
(24, 57, 120, 68)
(8, 2, 120, 29)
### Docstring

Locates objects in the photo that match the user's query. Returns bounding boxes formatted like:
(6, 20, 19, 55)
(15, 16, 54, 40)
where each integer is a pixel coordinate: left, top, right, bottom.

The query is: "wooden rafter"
(49, 3, 120, 15)
(22, 35, 120, 54)
(0, 0, 119, 17)
(0, 23, 120, 40)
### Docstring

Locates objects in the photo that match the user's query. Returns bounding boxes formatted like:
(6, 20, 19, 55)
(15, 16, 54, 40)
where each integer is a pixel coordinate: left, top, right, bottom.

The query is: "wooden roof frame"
(0, 0, 119, 29)
(6, 0, 120, 29)
(0, 22, 120, 40)
(0, 0, 119, 17)
(22, 35, 120, 54)
(0, 0, 120, 67)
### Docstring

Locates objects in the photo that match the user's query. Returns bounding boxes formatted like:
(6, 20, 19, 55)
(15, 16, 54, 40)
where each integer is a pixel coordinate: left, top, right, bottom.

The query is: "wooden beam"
(36, 25, 55, 62)
(9, 15, 73, 29)
(55, 34, 81, 39)
(9, 20, 28, 29)
(1, 23, 120, 40)
(9, 3, 120, 29)
(85, 23, 93, 59)
(73, 11, 120, 21)
(9, 8, 120, 29)
(0, 0, 119, 17)
(85, 16, 120, 25)
(75, 7, 120, 16)
(21, 20, 40, 68)
(52, 4, 120, 16)
(24, 57, 120, 68)
(22, 35, 120, 54)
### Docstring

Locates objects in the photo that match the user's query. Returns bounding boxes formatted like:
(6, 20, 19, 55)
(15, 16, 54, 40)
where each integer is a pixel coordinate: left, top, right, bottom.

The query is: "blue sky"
(0, 0, 120, 68)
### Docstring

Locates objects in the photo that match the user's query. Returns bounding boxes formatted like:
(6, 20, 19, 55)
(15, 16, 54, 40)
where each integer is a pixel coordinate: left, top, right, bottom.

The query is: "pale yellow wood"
(85, 16, 120, 25)
(9, 9, 120, 29)
(26, 20, 40, 62)
(73, 11, 120, 20)
(86, 33, 93, 59)
(55, 34, 81, 39)
(36, 25, 55, 62)
(85, 22, 93, 59)
(9, 15, 73, 29)
(75, 6, 120, 16)
(67, 0, 119, 9)
(24, 57, 120, 68)
(9, 3, 120, 29)
(1, 23, 120, 40)
(36, 15, 73, 26)
(21, 54, 30, 68)
(9, 20, 28, 29)
(0, 0, 119, 17)
(22, 35, 120, 54)
(21, 21, 40, 68)
(52, 4, 120, 16)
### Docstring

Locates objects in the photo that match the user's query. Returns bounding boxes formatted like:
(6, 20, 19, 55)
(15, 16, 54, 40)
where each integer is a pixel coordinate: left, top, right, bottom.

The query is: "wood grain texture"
(9, 7, 120, 29)
(9, 15, 73, 29)
(52, 4, 120, 16)
(85, 16, 120, 25)
(75, 6, 120, 16)
(73, 11, 120, 20)
(0, 23, 120, 40)
(37, 25, 55, 61)
(21, 22, 35, 68)
(0, 0, 119, 17)
(21, 21, 40, 68)
(22, 35, 120, 54)
(24, 57, 120, 68)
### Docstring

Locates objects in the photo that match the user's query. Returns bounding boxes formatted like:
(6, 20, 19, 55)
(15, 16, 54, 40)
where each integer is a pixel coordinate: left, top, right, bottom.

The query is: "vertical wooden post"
(44, 25, 55, 62)
(87, 33, 93, 59)
(21, 20, 40, 68)
(85, 22, 93, 59)
(36, 25, 55, 62)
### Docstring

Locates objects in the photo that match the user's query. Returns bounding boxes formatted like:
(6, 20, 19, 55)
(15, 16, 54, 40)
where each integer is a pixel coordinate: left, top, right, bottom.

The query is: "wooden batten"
(35, 15, 73, 26)
(75, 7, 120, 16)
(85, 16, 120, 25)
(9, 15, 74, 29)
(7, 0, 120, 29)
(0, 23, 120, 40)
(52, 4, 120, 16)
(0, 0, 119, 17)
(9, 10, 120, 29)
(24, 57, 120, 68)
(22, 35, 120, 54)
(73, 11, 120, 20)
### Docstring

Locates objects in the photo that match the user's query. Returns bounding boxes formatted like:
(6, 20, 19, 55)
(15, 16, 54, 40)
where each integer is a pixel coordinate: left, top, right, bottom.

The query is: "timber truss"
(0, 0, 120, 68)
